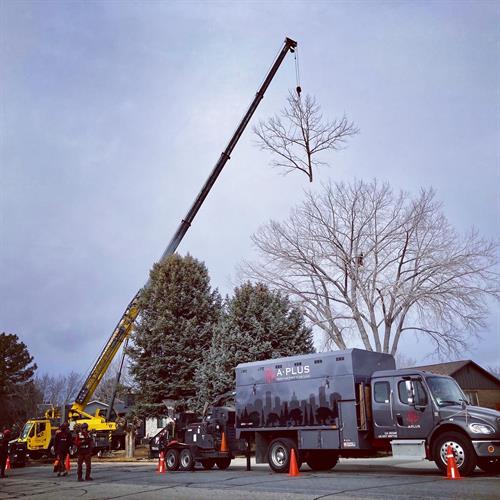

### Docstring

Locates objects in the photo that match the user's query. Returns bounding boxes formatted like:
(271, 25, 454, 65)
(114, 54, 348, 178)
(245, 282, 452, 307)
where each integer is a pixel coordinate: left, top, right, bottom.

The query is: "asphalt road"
(1, 457, 499, 499)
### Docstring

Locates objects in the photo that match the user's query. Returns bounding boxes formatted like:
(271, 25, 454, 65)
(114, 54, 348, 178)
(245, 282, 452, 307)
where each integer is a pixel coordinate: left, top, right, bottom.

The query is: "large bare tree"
(253, 91, 358, 182)
(243, 180, 499, 356)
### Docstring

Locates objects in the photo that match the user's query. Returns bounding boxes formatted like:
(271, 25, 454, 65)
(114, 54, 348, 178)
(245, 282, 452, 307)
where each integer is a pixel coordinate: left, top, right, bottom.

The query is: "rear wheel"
(267, 438, 298, 473)
(433, 432, 477, 476)
(201, 458, 215, 470)
(478, 458, 500, 475)
(179, 448, 195, 471)
(215, 457, 231, 470)
(306, 452, 338, 471)
(165, 448, 180, 471)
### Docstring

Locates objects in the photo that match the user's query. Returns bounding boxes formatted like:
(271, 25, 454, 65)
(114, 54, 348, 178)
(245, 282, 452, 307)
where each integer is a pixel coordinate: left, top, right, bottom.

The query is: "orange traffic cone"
(158, 451, 166, 473)
(445, 445, 461, 480)
(5, 456, 10, 470)
(220, 432, 229, 453)
(288, 448, 300, 477)
(65, 454, 71, 472)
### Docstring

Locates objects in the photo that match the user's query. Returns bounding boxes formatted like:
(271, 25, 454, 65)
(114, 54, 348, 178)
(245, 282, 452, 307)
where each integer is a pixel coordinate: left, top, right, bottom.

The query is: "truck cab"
(371, 369, 500, 475)
(14, 418, 57, 460)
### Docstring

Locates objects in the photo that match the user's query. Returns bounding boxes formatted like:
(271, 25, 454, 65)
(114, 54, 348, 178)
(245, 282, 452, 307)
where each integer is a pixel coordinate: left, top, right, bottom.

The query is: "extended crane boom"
(72, 37, 298, 414)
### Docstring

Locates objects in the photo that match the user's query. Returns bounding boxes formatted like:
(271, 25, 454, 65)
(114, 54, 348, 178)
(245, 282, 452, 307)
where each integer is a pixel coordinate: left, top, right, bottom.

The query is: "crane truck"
(156, 349, 500, 476)
(9, 37, 299, 467)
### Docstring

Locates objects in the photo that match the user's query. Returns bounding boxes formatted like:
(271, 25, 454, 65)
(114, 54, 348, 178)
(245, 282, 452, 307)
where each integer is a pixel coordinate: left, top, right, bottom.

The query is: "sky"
(1, 0, 499, 378)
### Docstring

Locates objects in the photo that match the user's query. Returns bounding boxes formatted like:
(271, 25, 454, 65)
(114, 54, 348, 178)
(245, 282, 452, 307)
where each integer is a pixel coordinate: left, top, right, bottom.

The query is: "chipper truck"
(158, 348, 500, 476)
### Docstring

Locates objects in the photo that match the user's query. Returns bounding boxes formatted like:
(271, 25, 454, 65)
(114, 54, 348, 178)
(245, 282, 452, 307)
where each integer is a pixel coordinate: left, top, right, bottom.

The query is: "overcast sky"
(1, 0, 499, 378)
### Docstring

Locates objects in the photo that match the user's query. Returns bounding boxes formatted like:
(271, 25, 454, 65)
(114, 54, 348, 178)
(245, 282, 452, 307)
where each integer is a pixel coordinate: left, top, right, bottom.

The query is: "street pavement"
(1, 457, 499, 499)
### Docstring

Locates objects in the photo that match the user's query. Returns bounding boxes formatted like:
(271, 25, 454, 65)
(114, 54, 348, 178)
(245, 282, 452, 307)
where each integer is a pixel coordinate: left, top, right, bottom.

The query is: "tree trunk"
(125, 430, 135, 458)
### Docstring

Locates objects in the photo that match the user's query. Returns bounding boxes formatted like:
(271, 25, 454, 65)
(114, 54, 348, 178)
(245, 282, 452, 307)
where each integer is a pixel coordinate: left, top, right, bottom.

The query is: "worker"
(54, 422, 72, 477)
(75, 423, 94, 481)
(0, 428, 11, 478)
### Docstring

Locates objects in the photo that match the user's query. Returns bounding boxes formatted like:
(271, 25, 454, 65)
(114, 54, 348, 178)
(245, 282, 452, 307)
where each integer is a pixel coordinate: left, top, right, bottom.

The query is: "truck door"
(392, 377, 434, 439)
(30, 421, 51, 451)
(371, 378, 398, 439)
(26, 423, 36, 451)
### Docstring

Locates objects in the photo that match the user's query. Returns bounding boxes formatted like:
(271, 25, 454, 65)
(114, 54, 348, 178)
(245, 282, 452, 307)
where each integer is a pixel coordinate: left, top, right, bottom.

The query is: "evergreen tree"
(128, 254, 221, 416)
(0, 333, 38, 428)
(193, 282, 314, 411)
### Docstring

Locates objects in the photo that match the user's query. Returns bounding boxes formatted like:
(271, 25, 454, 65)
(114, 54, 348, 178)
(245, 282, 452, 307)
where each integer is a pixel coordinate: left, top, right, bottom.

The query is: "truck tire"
(306, 452, 338, 471)
(267, 437, 298, 474)
(433, 432, 477, 476)
(478, 458, 500, 475)
(179, 448, 195, 471)
(215, 457, 231, 470)
(201, 458, 215, 470)
(166, 448, 180, 471)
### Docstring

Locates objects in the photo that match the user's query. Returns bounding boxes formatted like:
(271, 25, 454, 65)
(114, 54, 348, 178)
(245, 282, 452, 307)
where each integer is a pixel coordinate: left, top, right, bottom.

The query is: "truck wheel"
(179, 448, 195, 471)
(478, 458, 500, 475)
(201, 459, 216, 470)
(433, 432, 477, 476)
(166, 449, 180, 471)
(306, 452, 338, 471)
(215, 457, 231, 470)
(267, 438, 298, 473)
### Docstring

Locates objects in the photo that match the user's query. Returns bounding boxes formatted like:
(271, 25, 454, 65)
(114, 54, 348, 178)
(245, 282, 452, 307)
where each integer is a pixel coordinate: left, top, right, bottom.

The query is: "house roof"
(413, 360, 470, 376)
(85, 399, 128, 413)
(413, 359, 500, 387)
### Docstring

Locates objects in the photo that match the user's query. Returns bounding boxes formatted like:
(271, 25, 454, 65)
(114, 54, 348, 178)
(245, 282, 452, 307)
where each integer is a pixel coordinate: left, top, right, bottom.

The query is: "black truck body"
(156, 348, 499, 475)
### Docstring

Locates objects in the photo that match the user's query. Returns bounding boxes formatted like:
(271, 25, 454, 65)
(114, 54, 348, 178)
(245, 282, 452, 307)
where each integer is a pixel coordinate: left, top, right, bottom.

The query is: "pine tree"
(0, 333, 38, 428)
(193, 282, 314, 411)
(128, 254, 221, 416)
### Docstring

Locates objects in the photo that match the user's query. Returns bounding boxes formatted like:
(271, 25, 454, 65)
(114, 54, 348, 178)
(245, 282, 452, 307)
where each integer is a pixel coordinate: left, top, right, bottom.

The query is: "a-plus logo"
(264, 368, 276, 383)
(407, 409, 421, 425)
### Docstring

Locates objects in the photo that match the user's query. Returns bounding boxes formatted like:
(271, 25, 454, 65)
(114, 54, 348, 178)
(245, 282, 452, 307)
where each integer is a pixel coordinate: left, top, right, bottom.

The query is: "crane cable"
(294, 46, 302, 97)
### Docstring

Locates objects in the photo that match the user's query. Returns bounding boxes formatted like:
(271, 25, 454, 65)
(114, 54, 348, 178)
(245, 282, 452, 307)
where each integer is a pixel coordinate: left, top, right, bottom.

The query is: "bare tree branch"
(242, 179, 500, 357)
(253, 92, 358, 182)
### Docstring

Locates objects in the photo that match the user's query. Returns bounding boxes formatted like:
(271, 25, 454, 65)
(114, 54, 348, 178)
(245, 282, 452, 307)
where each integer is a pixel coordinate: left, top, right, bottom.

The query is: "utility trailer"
(159, 407, 246, 471)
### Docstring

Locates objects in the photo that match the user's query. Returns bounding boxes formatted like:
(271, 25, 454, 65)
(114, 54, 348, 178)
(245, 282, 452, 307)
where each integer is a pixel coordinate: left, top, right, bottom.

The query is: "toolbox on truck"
(235, 349, 395, 451)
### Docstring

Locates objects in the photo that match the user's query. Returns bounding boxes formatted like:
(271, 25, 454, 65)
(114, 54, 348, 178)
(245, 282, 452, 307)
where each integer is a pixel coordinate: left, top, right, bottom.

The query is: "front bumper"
(472, 440, 500, 457)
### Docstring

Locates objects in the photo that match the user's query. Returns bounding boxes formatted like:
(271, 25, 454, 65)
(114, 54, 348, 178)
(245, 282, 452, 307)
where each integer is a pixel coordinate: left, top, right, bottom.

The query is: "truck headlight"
(468, 423, 495, 434)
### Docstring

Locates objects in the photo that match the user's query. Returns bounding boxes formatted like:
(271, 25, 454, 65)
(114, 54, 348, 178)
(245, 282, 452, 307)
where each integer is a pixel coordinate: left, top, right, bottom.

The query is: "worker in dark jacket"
(54, 422, 72, 477)
(75, 423, 94, 481)
(0, 428, 11, 478)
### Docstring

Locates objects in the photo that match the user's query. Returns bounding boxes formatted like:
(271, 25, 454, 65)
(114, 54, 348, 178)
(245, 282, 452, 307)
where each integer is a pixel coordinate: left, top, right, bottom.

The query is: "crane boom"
(72, 37, 298, 413)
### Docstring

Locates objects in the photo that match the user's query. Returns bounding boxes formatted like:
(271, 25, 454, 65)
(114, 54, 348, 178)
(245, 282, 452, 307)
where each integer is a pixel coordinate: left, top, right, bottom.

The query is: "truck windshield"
(426, 376, 467, 407)
(20, 422, 33, 440)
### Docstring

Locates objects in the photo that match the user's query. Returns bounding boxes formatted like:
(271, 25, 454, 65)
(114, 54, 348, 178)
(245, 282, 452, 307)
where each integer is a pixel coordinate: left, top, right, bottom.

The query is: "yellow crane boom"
(70, 36, 298, 419)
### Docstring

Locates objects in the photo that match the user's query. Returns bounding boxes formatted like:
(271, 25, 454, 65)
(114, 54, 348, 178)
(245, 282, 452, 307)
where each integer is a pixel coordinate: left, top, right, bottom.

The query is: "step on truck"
(235, 348, 500, 475)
